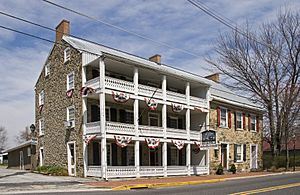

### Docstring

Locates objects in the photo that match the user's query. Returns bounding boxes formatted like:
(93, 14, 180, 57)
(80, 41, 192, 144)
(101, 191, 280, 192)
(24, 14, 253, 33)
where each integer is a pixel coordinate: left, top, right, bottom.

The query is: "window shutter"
(217, 107, 220, 127)
(243, 144, 247, 161)
(234, 112, 237, 130)
(234, 144, 237, 162)
(228, 110, 231, 128)
(243, 113, 246, 130)
(248, 114, 251, 131)
(256, 116, 260, 132)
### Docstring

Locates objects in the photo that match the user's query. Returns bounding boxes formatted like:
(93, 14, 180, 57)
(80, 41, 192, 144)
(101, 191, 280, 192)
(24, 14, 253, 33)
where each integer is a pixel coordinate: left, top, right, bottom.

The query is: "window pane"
(169, 118, 178, 129)
(69, 107, 75, 120)
(126, 111, 134, 124)
(237, 113, 242, 129)
(220, 108, 227, 127)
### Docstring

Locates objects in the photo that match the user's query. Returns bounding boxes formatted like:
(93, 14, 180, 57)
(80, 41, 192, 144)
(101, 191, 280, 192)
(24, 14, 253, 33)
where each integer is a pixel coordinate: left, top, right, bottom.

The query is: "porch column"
(133, 67, 140, 177)
(99, 57, 107, 180)
(186, 143, 191, 176)
(162, 75, 167, 177)
(186, 82, 191, 176)
(135, 141, 140, 178)
(82, 97, 88, 177)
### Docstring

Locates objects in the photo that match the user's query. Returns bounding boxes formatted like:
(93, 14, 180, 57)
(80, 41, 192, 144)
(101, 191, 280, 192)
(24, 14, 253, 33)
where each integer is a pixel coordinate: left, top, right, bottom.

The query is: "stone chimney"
(205, 73, 220, 83)
(149, 54, 161, 64)
(55, 20, 70, 42)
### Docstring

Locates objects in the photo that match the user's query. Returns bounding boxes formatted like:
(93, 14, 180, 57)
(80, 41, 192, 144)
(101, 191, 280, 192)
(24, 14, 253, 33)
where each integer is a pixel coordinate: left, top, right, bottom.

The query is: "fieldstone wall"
(35, 41, 84, 176)
(209, 101, 263, 172)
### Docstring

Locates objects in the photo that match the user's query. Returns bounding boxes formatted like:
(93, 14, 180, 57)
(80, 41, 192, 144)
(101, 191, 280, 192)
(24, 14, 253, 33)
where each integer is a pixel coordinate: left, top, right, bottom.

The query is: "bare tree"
(0, 126, 8, 151)
(207, 10, 300, 168)
(15, 126, 31, 144)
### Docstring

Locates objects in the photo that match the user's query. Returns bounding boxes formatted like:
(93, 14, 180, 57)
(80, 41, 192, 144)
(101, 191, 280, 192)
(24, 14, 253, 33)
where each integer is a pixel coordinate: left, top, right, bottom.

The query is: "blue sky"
(0, 0, 299, 147)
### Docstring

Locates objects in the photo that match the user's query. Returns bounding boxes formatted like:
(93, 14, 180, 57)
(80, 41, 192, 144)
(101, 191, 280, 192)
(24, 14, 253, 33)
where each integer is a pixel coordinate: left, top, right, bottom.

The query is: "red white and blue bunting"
(194, 141, 201, 149)
(80, 87, 95, 96)
(112, 91, 130, 103)
(114, 135, 132, 148)
(172, 140, 185, 150)
(66, 89, 74, 98)
(145, 98, 158, 111)
(145, 138, 160, 149)
(172, 103, 184, 113)
(85, 134, 97, 145)
(193, 141, 201, 153)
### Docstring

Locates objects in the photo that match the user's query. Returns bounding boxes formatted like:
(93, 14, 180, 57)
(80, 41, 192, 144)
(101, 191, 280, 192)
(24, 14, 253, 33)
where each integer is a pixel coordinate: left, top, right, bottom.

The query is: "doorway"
(221, 144, 228, 169)
(67, 142, 76, 176)
(251, 145, 257, 169)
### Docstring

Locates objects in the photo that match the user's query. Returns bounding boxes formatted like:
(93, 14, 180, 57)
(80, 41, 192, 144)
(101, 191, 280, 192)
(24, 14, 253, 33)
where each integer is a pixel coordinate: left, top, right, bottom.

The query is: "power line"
(41, 0, 202, 58)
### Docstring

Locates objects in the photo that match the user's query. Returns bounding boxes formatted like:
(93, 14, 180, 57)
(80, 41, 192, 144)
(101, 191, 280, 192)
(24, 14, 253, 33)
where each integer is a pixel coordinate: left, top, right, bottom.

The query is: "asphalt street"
(19, 172, 300, 195)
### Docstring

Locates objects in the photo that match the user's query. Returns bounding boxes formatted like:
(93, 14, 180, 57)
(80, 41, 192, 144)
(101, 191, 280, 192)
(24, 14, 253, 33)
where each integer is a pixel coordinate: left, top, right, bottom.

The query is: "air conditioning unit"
(64, 120, 74, 129)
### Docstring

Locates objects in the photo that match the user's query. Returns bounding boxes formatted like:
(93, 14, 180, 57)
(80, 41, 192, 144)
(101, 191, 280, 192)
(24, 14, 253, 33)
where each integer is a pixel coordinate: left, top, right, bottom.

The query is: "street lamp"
(30, 124, 36, 136)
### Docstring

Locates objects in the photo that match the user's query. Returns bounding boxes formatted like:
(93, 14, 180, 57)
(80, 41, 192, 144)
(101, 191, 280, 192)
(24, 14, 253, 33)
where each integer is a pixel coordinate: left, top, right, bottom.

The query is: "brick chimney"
(205, 73, 220, 83)
(149, 54, 161, 64)
(55, 20, 70, 42)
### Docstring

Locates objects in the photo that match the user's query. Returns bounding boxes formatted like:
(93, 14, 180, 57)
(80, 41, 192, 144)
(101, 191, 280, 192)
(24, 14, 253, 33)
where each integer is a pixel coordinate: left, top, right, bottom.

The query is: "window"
(105, 107, 111, 121)
(39, 118, 45, 135)
(149, 113, 159, 126)
(64, 47, 70, 63)
(67, 106, 75, 127)
(125, 110, 134, 124)
(39, 90, 44, 106)
(251, 115, 256, 131)
(234, 144, 243, 162)
(169, 116, 178, 129)
(236, 112, 243, 129)
(220, 108, 227, 127)
(67, 72, 74, 90)
(45, 63, 50, 76)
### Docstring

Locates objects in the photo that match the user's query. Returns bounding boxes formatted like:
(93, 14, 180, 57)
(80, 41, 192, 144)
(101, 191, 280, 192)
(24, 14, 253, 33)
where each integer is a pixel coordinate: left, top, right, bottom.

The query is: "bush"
(229, 164, 237, 174)
(216, 164, 224, 175)
(36, 165, 68, 176)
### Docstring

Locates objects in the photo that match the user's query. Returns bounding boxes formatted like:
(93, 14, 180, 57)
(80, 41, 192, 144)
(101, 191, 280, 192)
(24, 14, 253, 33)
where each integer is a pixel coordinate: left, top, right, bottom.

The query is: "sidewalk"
(86, 171, 299, 190)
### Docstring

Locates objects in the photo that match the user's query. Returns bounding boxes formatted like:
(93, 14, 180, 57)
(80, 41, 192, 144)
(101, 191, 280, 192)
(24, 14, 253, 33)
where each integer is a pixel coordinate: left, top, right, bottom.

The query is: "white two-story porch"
(81, 51, 211, 179)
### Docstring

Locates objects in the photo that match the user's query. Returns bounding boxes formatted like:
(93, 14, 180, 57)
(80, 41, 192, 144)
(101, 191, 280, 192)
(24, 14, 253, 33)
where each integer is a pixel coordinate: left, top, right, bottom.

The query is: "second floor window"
(67, 106, 75, 127)
(45, 63, 50, 76)
(251, 115, 256, 131)
(149, 113, 159, 126)
(39, 90, 44, 106)
(168, 116, 178, 129)
(236, 112, 243, 129)
(64, 47, 70, 63)
(220, 108, 227, 127)
(67, 72, 74, 90)
(39, 118, 45, 135)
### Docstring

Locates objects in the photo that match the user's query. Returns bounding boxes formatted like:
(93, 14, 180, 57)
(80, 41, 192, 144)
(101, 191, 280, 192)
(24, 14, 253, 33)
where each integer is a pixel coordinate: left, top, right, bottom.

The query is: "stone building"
(34, 20, 263, 178)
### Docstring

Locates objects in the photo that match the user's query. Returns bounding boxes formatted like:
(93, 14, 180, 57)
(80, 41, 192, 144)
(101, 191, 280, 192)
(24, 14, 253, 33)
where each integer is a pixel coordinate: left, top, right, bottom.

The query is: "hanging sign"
(114, 135, 132, 148)
(145, 98, 158, 111)
(85, 134, 97, 145)
(145, 138, 160, 149)
(172, 140, 185, 150)
(112, 91, 130, 103)
(66, 89, 74, 98)
(172, 103, 184, 113)
(80, 87, 95, 96)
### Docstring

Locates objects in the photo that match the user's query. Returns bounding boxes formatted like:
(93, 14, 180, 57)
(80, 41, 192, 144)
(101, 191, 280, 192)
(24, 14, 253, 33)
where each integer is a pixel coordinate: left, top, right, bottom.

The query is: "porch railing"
(167, 91, 186, 104)
(190, 96, 207, 108)
(86, 166, 102, 177)
(138, 125, 164, 137)
(106, 121, 135, 135)
(105, 76, 134, 93)
(166, 128, 187, 139)
(140, 166, 164, 177)
(107, 166, 136, 178)
(86, 121, 100, 134)
(138, 84, 163, 99)
(167, 166, 188, 176)
(190, 166, 209, 175)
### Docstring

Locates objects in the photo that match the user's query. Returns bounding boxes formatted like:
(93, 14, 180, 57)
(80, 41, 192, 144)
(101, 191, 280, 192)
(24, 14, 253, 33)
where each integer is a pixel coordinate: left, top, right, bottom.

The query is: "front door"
(251, 145, 257, 169)
(67, 142, 76, 176)
(221, 144, 228, 169)
(19, 151, 24, 170)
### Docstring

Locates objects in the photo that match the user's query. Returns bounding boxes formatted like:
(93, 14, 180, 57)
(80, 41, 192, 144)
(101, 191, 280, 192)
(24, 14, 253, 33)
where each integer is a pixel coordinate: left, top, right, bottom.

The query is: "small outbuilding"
(0, 152, 8, 164)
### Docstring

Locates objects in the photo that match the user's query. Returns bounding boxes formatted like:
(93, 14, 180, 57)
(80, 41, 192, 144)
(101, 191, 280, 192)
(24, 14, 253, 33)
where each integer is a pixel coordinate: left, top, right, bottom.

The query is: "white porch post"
(99, 57, 107, 180)
(186, 82, 191, 175)
(133, 67, 140, 177)
(162, 75, 167, 177)
(82, 97, 88, 177)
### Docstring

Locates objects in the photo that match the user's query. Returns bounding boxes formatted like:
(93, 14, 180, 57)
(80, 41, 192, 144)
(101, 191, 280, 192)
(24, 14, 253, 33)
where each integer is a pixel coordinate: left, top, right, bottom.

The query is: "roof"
(4, 140, 32, 153)
(209, 81, 263, 111)
(62, 35, 212, 86)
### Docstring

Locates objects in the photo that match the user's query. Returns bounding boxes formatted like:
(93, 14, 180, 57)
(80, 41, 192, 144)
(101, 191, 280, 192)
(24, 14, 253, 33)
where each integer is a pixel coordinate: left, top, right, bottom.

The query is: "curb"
(111, 178, 225, 190)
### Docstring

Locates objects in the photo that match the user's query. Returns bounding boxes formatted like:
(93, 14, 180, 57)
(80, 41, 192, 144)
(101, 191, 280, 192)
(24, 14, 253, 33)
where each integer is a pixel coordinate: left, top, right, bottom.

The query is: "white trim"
(64, 47, 71, 63)
(148, 112, 160, 126)
(67, 105, 75, 128)
(39, 90, 44, 106)
(250, 144, 258, 169)
(39, 118, 45, 136)
(219, 107, 228, 128)
(219, 142, 229, 170)
(67, 72, 75, 91)
(236, 111, 243, 130)
(67, 141, 76, 176)
(250, 114, 257, 132)
(39, 147, 44, 166)
(45, 63, 50, 77)
(235, 144, 243, 163)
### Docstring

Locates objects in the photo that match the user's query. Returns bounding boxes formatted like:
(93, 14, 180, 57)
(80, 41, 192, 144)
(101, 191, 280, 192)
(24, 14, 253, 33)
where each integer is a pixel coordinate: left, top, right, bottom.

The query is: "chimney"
(55, 20, 70, 42)
(149, 54, 161, 64)
(205, 73, 220, 83)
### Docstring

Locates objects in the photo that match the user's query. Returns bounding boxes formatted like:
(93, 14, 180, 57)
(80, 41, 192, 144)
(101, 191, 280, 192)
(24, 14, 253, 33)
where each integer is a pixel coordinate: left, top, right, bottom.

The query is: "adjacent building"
(34, 20, 263, 178)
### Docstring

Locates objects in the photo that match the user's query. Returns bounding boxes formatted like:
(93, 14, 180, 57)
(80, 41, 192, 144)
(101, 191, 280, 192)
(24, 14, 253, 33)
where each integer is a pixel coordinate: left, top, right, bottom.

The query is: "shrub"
(229, 164, 237, 174)
(36, 165, 68, 176)
(216, 164, 224, 175)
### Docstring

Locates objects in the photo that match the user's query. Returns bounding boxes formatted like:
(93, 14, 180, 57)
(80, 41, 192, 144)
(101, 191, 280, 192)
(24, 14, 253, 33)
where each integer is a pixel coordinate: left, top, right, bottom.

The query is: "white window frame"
(64, 47, 70, 63)
(67, 72, 74, 91)
(148, 113, 160, 126)
(235, 144, 243, 163)
(236, 111, 243, 130)
(39, 118, 45, 136)
(169, 116, 179, 129)
(125, 109, 134, 124)
(220, 107, 228, 128)
(39, 147, 44, 166)
(39, 90, 44, 106)
(250, 114, 257, 132)
(45, 63, 50, 77)
(67, 105, 75, 128)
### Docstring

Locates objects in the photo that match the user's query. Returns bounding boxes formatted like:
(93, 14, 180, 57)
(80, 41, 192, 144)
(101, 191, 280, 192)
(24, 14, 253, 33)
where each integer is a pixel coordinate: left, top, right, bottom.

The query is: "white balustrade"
(140, 166, 164, 177)
(167, 91, 186, 103)
(106, 121, 135, 135)
(105, 76, 134, 93)
(166, 128, 187, 139)
(190, 166, 209, 175)
(167, 166, 188, 176)
(85, 77, 100, 90)
(86, 121, 100, 134)
(138, 125, 164, 137)
(86, 166, 102, 177)
(138, 84, 163, 99)
(107, 166, 136, 178)
(190, 96, 208, 108)
(190, 130, 201, 140)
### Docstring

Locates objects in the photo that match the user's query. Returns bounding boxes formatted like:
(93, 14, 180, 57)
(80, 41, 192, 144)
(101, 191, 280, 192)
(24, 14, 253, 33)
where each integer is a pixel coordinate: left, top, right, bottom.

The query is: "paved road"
(16, 172, 300, 195)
